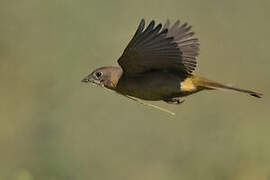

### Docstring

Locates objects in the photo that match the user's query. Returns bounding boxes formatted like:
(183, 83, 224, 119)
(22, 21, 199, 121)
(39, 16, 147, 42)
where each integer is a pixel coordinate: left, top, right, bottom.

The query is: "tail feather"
(192, 76, 263, 98)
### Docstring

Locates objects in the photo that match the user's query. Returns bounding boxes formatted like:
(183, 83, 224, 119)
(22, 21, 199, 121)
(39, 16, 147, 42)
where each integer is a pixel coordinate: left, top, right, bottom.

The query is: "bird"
(82, 19, 262, 106)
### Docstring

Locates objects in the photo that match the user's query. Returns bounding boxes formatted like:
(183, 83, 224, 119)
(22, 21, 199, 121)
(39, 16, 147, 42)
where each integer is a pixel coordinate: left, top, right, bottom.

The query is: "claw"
(164, 98, 185, 105)
(177, 99, 185, 104)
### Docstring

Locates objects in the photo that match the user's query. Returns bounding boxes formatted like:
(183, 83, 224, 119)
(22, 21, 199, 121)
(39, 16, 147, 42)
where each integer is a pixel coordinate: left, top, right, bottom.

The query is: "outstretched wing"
(117, 19, 199, 77)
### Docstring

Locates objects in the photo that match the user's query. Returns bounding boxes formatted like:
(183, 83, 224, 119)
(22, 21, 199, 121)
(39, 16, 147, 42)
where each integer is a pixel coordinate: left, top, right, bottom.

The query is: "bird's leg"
(163, 98, 185, 105)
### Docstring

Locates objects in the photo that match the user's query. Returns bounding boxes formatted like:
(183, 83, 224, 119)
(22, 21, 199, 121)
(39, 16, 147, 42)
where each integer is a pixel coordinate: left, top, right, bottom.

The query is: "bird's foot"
(164, 98, 185, 105)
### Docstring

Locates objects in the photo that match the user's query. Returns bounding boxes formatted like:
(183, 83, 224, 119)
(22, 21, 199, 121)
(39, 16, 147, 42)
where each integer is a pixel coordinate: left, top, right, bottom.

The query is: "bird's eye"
(95, 72, 102, 78)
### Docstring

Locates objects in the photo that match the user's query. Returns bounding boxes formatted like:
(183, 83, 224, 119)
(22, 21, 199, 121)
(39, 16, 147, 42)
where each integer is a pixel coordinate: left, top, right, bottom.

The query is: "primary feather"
(118, 19, 200, 76)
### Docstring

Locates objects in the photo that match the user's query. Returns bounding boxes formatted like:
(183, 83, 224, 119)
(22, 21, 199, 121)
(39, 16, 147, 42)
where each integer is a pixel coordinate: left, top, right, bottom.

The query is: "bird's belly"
(116, 72, 184, 100)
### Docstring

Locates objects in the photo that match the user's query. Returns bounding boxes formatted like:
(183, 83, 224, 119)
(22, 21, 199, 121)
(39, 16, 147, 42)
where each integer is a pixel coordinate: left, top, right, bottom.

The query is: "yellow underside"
(180, 77, 197, 92)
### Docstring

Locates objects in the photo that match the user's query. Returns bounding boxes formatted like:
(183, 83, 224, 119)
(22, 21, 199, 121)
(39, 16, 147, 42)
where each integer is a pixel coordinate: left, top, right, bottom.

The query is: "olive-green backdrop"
(1, 0, 269, 179)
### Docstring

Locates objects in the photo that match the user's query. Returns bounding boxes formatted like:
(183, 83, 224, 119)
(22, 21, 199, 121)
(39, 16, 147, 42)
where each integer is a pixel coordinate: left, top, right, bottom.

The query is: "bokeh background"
(1, 0, 270, 179)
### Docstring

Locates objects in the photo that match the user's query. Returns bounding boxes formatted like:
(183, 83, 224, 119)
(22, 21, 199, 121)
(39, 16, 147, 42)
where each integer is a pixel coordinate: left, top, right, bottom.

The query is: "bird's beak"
(81, 77, 91, 83)
(81, 75, 104, 87)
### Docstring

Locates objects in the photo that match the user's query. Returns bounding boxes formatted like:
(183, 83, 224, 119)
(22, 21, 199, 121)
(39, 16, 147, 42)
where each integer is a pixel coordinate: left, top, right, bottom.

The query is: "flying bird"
(82, 19, 262, 108)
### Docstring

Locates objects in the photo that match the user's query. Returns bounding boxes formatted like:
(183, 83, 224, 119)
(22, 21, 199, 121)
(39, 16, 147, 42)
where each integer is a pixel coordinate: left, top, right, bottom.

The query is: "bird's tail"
(191, 75, 263, 98)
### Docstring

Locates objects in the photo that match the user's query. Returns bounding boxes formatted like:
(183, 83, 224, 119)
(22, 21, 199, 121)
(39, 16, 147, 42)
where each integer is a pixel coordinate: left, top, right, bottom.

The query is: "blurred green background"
(1, 0, 270, 179)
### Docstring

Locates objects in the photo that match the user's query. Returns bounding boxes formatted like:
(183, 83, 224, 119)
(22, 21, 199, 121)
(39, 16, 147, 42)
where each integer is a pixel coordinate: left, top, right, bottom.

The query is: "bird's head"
(81, 66, 123, 90)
